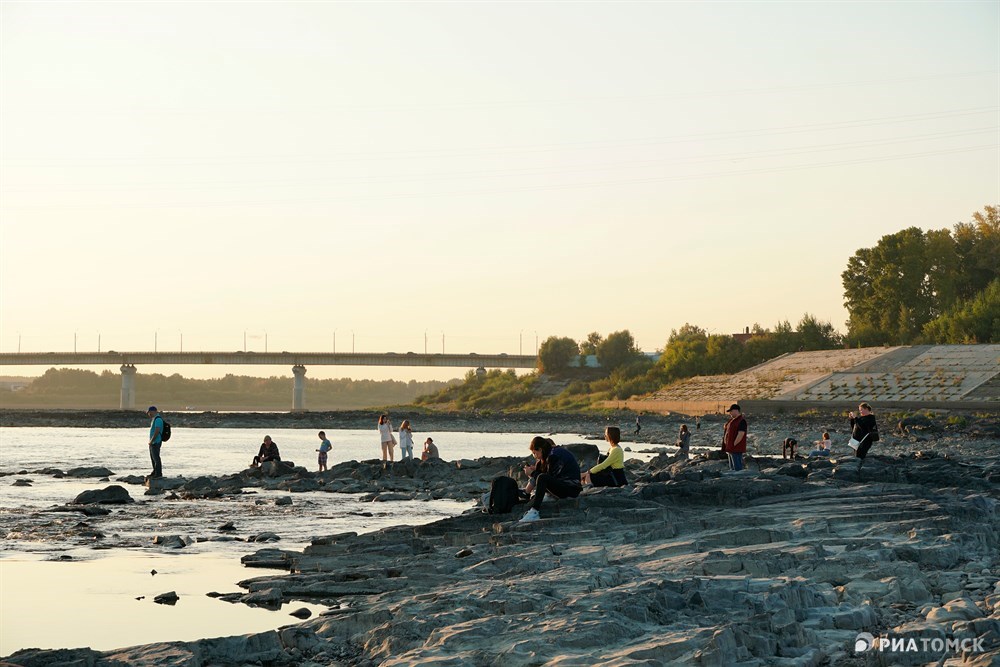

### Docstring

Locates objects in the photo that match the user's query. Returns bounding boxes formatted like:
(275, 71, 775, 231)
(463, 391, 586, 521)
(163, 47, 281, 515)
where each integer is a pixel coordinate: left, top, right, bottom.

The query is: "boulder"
(72, 485, 134, 505)
(153, 591, 179, 605)
(66, 466, 115, 478)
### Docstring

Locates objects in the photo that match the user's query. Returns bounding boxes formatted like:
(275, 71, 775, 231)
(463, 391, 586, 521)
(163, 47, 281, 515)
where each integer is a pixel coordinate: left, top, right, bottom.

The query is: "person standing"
(398, 420, 414, 461)
(849, 403, 879, 462)
(676, 424, 691, 460)
(377, 414, 395, 462)
(145, 406, 164, 480)
(722, 404, 747, 471)
(634, 414, 642, 436)
(695, 416, 701, 430)
(316, 431, 332, 472)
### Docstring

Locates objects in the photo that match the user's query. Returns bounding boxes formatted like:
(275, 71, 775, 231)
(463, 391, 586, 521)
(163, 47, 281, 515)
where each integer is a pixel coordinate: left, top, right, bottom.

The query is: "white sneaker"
(519, 508, 541, 523)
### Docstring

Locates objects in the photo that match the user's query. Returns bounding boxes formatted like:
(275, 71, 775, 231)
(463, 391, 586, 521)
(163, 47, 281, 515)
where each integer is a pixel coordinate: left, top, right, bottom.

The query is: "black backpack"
(160, 420, 172, 442)
(488, 475, 519, 514)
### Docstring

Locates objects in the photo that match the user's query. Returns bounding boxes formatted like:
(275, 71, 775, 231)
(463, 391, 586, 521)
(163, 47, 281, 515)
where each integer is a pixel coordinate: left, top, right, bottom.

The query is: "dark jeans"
(727, 452, 744, 471)
(149, 443, 162, 477)
(530, 473, 582, 510)
(590, 468, 627, 487)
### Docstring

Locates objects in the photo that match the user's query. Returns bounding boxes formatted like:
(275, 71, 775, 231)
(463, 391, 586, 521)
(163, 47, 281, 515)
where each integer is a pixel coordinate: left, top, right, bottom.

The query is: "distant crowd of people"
(140, 402, 879, 507)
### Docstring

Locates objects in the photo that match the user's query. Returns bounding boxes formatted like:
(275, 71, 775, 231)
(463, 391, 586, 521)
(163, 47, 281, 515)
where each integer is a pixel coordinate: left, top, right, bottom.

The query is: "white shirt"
(378, 422, 393, 442)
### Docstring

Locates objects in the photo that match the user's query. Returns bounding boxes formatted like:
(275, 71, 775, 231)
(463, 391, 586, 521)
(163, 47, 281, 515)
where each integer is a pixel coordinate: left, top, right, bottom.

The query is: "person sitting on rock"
(520, 436, 582, 523)
(782, 437, 798, 459)
(421, 437, 439, 461)
(581, 426, 627, 487)
(252, 435, 281, 467)
(808, 432, 832, 457)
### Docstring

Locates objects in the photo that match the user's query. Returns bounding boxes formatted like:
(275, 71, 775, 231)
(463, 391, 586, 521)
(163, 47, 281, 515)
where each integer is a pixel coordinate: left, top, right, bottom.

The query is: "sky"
(1, 1, 998, 382)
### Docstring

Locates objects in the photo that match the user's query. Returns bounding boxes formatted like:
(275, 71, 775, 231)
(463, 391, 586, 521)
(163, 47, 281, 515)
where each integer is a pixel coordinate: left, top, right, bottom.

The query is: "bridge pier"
(292, 365, 307, 412)
(120, 364, 137, 410)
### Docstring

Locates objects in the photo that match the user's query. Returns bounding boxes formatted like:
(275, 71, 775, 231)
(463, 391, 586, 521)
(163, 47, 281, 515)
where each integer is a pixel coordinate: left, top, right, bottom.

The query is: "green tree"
(842, 206, 999, 345)
(922, 277, 1000, 343)
(596, 330, 641, 371)
(796, 314, 842, 350)
(537, 336, 579, 375)
(579, 332, 603, 356)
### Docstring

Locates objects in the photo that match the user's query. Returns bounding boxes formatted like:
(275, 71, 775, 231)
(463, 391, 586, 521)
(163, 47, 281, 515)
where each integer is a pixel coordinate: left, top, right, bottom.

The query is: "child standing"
(316, 431, 332, 472)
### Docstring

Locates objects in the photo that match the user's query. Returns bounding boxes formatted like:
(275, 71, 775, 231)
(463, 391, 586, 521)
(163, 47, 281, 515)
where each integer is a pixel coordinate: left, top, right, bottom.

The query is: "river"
(0, 426, 613, 655)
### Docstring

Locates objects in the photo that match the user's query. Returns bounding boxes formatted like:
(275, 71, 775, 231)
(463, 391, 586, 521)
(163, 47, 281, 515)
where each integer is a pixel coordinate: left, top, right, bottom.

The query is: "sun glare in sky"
(1, 2, 997, 381)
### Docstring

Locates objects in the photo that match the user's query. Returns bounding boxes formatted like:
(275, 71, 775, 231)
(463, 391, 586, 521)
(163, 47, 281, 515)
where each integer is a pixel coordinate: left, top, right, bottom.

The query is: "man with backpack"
(146, 406, 165, 480)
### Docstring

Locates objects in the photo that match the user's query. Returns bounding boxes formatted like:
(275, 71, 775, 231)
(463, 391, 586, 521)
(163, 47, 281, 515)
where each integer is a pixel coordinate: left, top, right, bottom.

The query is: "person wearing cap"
(145, 406, 164, 479)
(722, 404, 747, 471)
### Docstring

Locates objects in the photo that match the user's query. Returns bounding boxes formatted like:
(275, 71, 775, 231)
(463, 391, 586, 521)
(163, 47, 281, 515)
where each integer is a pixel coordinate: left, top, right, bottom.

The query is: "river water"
(0, 426, 624, 656)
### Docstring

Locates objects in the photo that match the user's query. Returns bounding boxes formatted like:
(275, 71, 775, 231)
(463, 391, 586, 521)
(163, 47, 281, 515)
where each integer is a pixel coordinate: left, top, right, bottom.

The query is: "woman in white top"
(398, 420, 414, 461)
(377, 414, 395, 462)
(809, 432, 832, 457)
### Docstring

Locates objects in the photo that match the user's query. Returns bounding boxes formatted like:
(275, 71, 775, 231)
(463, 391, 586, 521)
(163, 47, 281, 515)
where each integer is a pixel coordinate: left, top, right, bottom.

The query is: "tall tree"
(596, 330, 641, 370)
(537, 336, 579, 375)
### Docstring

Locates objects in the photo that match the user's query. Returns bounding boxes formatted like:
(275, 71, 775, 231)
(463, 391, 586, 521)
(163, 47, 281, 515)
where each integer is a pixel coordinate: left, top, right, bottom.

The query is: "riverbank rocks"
(65, 466, 115, 478)
(4, 410, 999, 666)
(72, 485, 133, 505)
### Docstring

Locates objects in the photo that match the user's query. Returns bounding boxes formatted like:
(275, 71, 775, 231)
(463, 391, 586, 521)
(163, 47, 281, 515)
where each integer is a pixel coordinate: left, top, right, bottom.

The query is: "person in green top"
(581, 426, 627, 487)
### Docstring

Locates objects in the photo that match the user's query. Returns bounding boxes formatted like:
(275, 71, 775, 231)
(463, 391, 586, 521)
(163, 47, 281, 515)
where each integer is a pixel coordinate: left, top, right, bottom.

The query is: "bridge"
(0, 351, 538, 411)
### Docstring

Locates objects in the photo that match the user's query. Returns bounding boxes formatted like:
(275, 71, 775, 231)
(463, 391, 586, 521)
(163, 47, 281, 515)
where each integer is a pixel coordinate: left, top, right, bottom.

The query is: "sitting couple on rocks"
(520, 426, 627, 524)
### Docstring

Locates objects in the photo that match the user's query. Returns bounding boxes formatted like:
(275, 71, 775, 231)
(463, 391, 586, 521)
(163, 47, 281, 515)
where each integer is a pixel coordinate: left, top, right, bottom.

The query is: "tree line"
(842, 205, 998, 345)
(424, 206, 997, 409)
(2, 368, 455, 410)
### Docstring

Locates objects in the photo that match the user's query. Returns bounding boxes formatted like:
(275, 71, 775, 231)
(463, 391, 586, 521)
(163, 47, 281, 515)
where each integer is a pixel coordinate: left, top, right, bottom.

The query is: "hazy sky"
(2, 1, 997, 381)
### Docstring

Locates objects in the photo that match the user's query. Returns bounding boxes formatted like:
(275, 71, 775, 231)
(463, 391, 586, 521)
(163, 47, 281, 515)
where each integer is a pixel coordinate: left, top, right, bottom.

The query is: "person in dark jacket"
(849, 403, 879, 461)
(519, 436, 581, 523)
(252, 435, 281, 467)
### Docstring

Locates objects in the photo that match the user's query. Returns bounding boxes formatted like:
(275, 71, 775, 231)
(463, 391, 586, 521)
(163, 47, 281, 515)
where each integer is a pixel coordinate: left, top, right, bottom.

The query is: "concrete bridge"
(0, 351, 538, 411)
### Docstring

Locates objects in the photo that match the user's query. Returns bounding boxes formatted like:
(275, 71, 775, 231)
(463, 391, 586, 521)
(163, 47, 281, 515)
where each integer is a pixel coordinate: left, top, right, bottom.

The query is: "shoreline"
(2, 415, 998, 665)
(5, 446, 999, 666)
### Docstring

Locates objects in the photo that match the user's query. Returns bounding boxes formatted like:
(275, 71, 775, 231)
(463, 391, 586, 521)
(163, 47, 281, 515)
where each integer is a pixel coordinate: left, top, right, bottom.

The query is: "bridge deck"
(0, 352, 538, 368)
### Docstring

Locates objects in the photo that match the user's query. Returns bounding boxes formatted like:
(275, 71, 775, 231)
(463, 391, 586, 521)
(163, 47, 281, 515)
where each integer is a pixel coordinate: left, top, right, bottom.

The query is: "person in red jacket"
(722, 404, 747, 471)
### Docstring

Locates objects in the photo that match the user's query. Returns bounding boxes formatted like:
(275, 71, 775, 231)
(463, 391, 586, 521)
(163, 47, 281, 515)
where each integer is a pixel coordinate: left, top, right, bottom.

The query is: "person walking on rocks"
(378, 414, 396, 462)
(316, 431, 332, 472)
(145, 406, 164, 480)
(520, 437, 582, 523)
(676, 424, 691, 460)
(849, 403, 879, 463)
(582, 426, 627, 487)
(398, 420, 415, 461)
(722, 404, 747, 471)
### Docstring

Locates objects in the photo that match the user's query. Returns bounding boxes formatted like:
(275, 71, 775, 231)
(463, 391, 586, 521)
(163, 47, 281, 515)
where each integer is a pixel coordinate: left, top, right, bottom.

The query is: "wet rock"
(289, 607, 312, 619)
(153, 591, 179, 605)
(153, 535, 193, 549)
(66, 466, 115, 478)
(72, 485, 134, 505)
(11, 479, 32, 486)
(275, 496, 293, 506)
(218, 521, 237, 531)
(242, 586, 283, 606)
(248, 532, 281, 543)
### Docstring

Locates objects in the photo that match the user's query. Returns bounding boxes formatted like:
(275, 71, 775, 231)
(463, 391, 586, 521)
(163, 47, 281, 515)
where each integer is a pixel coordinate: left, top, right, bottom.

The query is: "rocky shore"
(2, 412, 999, 666)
